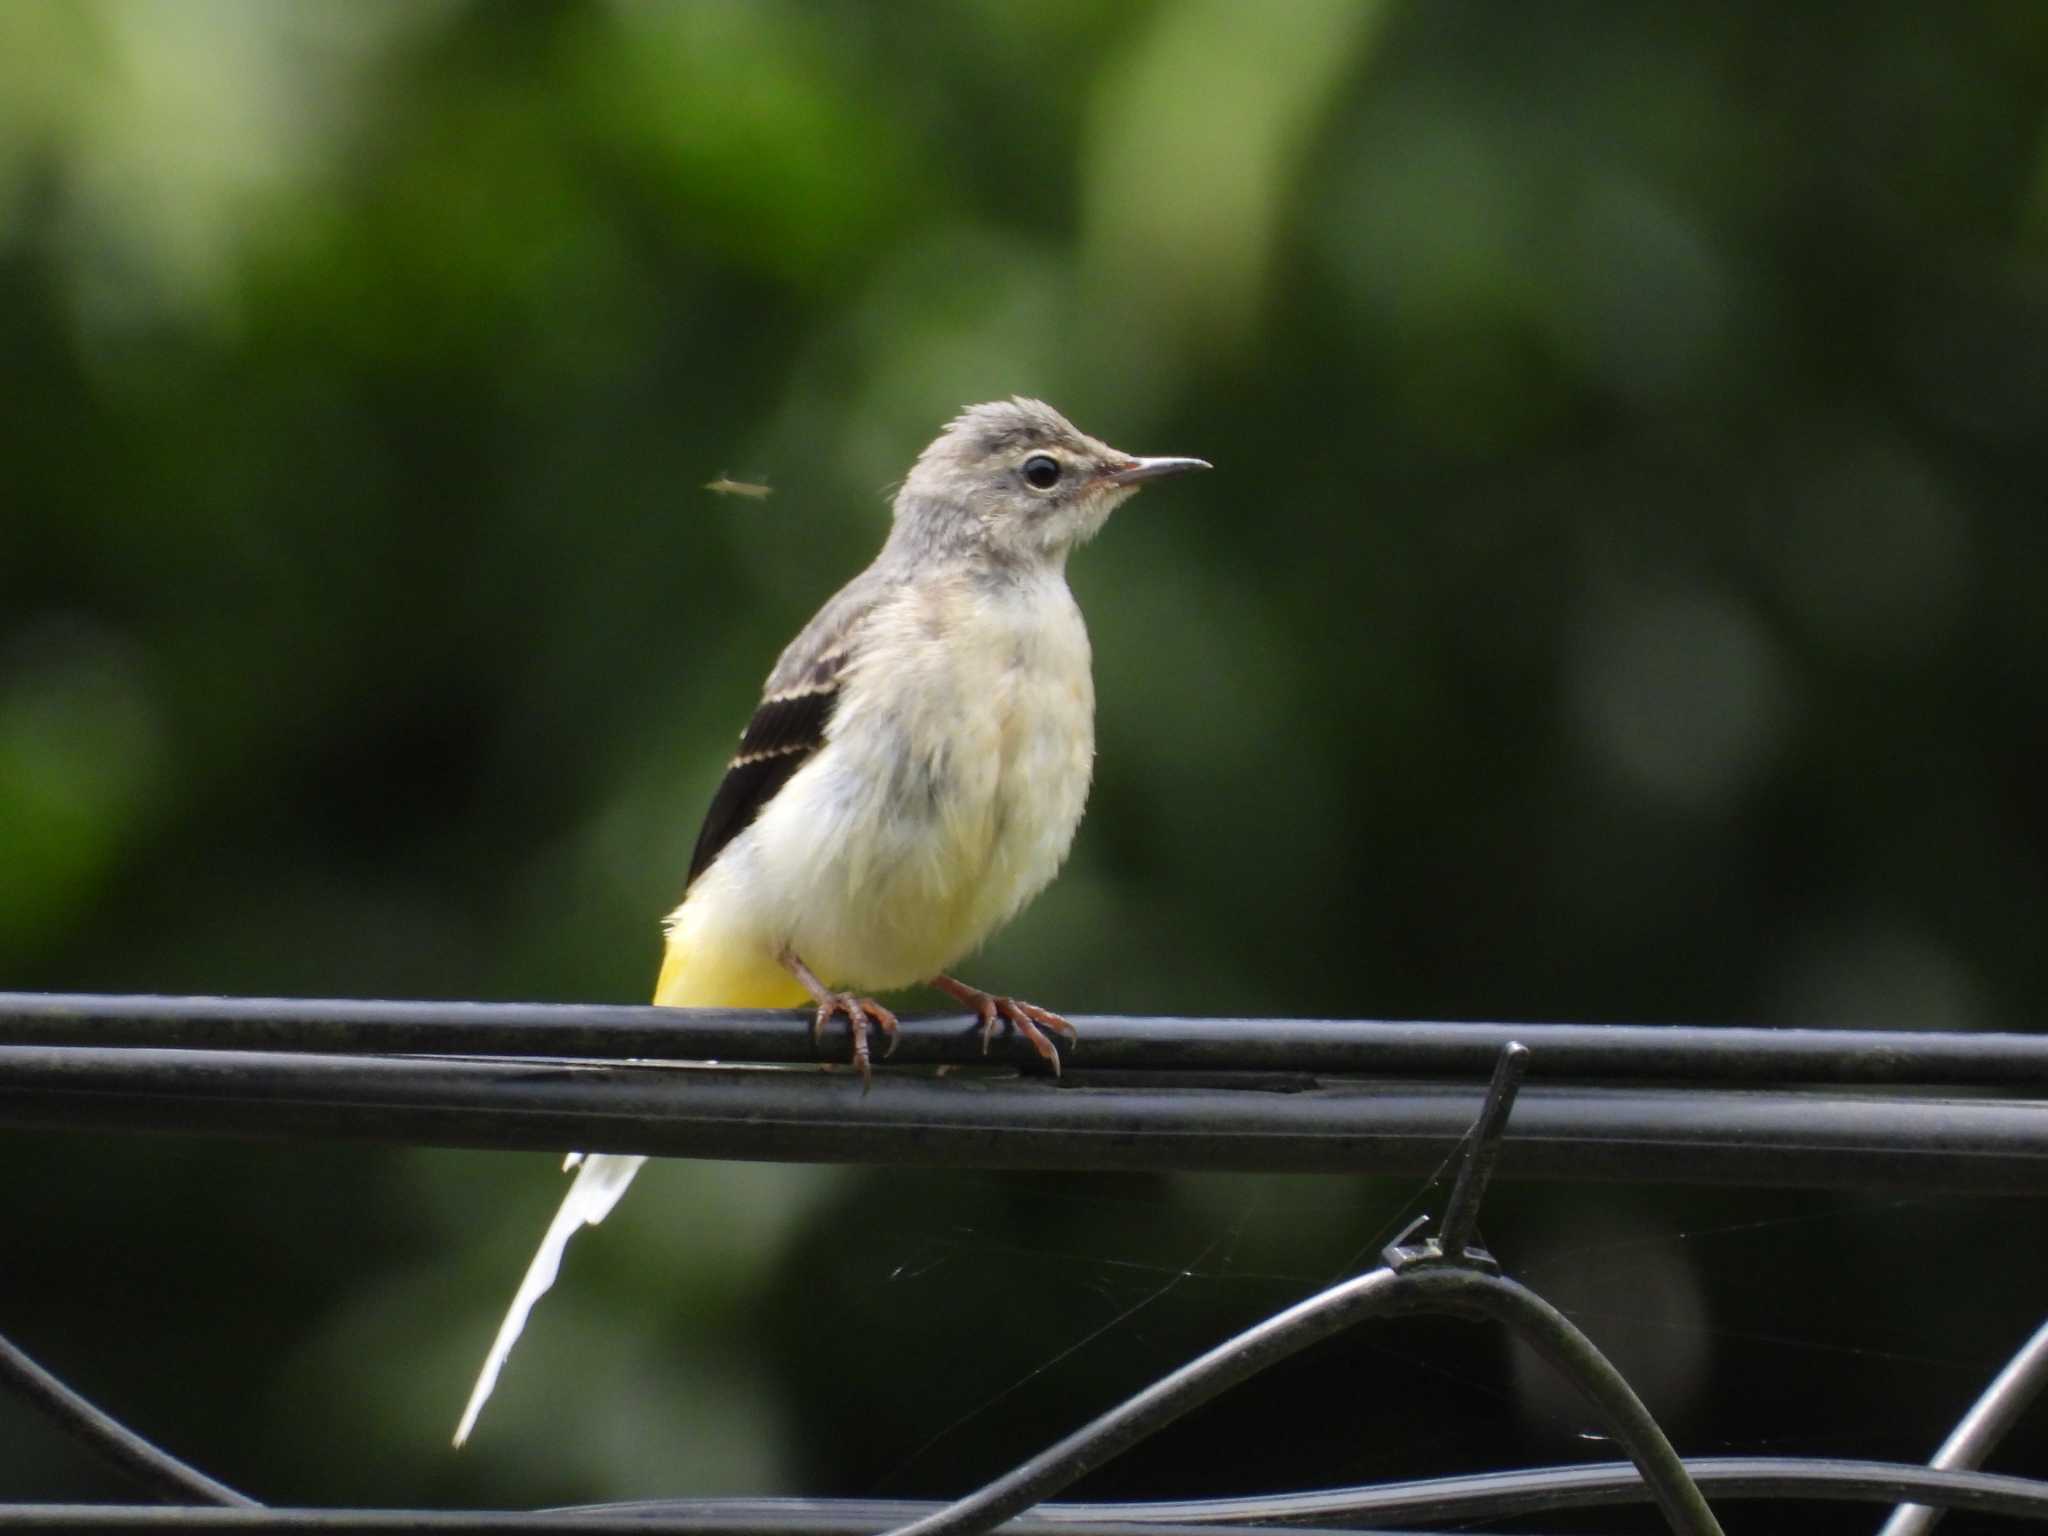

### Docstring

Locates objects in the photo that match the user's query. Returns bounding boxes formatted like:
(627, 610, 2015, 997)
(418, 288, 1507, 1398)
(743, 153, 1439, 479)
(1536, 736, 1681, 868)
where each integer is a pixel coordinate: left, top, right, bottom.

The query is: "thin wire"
(1060, 1455, 2048, 1525)
(870, 1217, 1249, 1494)
(1879, 1314, 2048, 1536)
(1516, 1196, 1939, 1274)
(0, 1332, 257, 1509)
(7, 1457, 2048, 1533)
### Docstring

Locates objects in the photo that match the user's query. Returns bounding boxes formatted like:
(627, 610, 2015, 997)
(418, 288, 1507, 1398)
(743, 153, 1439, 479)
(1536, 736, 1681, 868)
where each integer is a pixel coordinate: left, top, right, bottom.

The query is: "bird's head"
(894, 398, 1209, 567)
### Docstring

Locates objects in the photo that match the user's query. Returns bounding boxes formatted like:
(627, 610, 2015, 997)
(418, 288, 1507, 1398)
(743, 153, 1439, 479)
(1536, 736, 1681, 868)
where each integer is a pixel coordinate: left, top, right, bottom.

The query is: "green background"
(3, 2, 2045, 1525)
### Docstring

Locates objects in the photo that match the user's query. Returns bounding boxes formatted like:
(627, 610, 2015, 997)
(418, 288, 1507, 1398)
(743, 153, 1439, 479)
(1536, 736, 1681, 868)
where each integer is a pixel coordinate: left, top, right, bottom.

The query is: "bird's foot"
(930, 975, 1074, 1075)
(811, 992, 899, 1087)
(781, 946, 899, 1088)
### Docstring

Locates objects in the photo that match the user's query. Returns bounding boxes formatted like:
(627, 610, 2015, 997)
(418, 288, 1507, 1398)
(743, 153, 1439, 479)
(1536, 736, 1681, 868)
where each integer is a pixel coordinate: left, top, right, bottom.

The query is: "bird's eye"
(1021, 454, 1062, 490)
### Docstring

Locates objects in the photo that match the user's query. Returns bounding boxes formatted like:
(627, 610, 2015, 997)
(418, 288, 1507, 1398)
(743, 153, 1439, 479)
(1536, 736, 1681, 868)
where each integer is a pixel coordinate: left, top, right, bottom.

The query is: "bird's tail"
(451, 1149, 646, 1447)
(452, 932, 807, 1446)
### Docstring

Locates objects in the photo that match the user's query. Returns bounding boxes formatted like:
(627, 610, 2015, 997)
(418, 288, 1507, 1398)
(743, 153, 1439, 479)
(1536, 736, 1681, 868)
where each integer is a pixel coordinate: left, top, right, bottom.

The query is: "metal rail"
(3, 1044, 2044, 1191)
(7, 993, 2048, 1085)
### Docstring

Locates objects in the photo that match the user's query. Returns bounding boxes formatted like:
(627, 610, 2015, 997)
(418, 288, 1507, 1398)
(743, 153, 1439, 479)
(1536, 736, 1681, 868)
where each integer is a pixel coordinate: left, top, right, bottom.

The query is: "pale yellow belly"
(661, 573, 1094, 1000)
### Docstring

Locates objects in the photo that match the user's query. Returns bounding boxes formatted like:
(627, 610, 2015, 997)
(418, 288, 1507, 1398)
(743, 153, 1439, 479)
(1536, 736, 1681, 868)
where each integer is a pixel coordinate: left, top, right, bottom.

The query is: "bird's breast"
(902, 575, 1095, 916)
(979, 583, 1097, 899)
(683, 572, 1099, 992)
(787, 574, 1096, 986)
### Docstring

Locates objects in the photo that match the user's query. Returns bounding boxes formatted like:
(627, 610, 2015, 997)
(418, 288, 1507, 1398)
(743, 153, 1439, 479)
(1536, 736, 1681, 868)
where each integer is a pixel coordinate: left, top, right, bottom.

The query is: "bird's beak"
(1107, 455, 1212, 487)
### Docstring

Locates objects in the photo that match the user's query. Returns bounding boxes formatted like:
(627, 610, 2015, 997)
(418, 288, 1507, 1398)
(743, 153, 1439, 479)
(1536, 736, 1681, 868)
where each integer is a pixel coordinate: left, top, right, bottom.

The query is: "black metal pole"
(6, 993, 2048, 1086)
(1436, 1042, 1528, 1260)
(2, 1046, 2046, 1191)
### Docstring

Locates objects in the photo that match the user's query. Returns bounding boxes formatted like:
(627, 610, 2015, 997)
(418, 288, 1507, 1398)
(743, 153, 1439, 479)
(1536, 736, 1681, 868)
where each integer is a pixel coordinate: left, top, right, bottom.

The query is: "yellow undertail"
(653, 935, 810, 1009)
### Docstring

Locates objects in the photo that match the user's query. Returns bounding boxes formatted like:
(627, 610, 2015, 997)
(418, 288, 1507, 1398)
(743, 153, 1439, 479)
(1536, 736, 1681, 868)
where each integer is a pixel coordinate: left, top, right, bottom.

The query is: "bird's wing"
(684, 583, 877, 890)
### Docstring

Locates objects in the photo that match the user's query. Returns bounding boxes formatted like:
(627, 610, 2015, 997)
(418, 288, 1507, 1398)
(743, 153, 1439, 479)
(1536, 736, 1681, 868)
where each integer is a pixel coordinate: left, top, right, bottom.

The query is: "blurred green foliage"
(4, 0, 2047, 1523)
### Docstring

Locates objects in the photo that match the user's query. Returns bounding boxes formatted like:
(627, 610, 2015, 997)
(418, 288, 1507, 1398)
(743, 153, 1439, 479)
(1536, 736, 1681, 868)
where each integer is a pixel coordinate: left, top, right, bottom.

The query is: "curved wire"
(0, 1331, 257, 1508)
(1879, 1314, 2048, 1536)
(880, 1263, 1723, 1536)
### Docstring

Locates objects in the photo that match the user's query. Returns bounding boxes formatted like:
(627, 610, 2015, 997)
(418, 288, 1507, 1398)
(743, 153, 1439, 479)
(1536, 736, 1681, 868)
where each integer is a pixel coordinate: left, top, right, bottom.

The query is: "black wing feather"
(684, 685, 839, 889)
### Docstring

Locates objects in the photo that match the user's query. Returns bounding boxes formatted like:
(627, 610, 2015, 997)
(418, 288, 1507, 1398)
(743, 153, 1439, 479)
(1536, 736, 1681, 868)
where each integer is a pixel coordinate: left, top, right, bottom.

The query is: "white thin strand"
(452, 1152, 648, 1447)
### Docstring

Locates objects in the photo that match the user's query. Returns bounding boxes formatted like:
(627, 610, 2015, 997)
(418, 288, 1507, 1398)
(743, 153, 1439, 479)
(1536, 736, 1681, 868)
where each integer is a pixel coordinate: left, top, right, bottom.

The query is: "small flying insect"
(703, 475, 774, 499)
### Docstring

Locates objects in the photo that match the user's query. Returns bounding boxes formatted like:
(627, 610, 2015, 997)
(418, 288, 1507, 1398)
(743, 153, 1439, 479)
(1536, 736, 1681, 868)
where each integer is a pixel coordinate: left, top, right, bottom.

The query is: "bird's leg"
(928, 974, 1075, 1075)
(780, 947, 898, 1086)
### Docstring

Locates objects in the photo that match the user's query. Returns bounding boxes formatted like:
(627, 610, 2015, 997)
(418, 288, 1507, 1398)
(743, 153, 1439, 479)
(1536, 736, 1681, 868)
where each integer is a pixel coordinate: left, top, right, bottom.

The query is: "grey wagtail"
(453, 398, 1209, 1444)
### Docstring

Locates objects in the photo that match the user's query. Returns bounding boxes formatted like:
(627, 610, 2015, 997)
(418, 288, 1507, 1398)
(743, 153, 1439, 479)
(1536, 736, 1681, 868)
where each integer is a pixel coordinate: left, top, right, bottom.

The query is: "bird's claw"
(812, 993, 899, 1087)
(968, 994, 1073, 1075)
